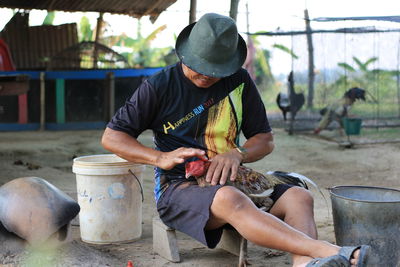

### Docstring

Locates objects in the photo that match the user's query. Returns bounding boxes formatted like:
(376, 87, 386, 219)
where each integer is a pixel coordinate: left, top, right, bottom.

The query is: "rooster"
(185, 159, 319, 210)
(276, 71, 305, 121)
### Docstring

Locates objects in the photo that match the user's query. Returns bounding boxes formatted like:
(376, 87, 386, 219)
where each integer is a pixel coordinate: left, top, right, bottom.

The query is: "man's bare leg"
(206, 186, 353, 266)
(269, 187, 318, 266)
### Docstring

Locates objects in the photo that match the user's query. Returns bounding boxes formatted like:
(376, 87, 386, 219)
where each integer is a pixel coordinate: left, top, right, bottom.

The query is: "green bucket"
(342, 118, 362, 135)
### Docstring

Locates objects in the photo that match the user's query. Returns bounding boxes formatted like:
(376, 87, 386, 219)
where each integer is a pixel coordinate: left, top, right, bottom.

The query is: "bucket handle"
(128, 169, 144, 202)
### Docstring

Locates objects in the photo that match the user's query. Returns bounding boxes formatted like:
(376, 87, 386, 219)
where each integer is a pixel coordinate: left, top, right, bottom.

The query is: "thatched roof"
(0, 0, 178, 21)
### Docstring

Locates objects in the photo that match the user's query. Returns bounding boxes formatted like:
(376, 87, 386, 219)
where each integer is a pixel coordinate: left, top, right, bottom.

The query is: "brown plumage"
(185, 160, 313, 210)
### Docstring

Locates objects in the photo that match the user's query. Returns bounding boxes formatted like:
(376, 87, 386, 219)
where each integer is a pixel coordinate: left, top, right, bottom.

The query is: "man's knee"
(286, 186, 314, 206)
(271, 186, 314, 217)
(213, 186, 252, 212)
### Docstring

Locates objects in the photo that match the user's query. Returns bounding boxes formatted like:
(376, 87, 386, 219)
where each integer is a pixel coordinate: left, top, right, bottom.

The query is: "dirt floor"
(0, 127, 399, 267)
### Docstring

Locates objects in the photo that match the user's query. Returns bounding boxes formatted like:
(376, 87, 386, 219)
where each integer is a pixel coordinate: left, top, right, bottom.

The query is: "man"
(314, 87, 366, 135)
(102, 13, 369, 266)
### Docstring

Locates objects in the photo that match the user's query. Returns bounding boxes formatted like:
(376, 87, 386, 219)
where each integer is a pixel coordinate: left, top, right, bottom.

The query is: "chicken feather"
(185, 160, 316, 210)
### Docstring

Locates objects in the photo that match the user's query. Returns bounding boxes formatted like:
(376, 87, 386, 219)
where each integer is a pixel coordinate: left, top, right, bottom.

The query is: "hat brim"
(175, 23, 247, 78)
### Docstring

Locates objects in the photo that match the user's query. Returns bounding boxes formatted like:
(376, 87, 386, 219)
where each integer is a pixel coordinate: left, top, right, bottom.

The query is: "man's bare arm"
(101, 127, 207, 170)
(241, 131, 275, 163)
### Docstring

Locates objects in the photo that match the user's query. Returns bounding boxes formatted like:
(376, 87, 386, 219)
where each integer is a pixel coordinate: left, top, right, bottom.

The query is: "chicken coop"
(254, 14, 400, 143)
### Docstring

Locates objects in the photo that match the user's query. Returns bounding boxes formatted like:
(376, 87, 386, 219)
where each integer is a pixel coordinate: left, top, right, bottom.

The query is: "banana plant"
(333, 56, 399, 104)
(272, 44, 298, 60)
(102, 22, 168, 68)
(336, 56, 378, 89)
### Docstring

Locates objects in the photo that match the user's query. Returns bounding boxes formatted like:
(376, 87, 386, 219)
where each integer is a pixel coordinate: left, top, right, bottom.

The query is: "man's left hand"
(205, 149, 243, 186)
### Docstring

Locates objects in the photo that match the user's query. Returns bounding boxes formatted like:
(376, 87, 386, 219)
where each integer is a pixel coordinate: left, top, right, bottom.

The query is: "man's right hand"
(102, 128, 208, 170)
(155, 147, 208, 170)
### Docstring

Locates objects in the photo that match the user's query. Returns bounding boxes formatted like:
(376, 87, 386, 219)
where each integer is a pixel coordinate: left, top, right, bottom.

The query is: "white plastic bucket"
(72, 154, 145, 244)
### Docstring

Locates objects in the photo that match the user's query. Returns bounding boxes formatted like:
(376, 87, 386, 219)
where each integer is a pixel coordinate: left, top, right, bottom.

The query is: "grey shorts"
(156, 179, 292, 248)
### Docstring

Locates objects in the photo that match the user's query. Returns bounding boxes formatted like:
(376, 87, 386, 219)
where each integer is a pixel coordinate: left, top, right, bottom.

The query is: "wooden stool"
(152, 217, 248, 266)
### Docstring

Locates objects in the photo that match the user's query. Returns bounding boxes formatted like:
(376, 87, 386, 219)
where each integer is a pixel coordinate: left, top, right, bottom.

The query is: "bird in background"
(276, 71, 305, 121)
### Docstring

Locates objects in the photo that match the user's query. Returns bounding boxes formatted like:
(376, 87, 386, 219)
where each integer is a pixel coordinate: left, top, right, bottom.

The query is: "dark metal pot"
(330, 185, 400, 267)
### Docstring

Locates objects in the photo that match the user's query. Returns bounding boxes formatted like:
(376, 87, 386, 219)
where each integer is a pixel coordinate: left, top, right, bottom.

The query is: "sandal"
(306, 245, 371, 267)
(306, 255, 349, 266)
(339, 245, 370, 267)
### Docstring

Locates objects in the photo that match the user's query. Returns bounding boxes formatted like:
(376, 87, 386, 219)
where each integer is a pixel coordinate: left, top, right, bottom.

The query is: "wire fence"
(255, 20, 400, 142)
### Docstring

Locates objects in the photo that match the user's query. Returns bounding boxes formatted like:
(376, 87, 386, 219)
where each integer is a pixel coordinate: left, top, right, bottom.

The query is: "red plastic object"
(0, 38, 28, 124)
(0, 38, 15, 71)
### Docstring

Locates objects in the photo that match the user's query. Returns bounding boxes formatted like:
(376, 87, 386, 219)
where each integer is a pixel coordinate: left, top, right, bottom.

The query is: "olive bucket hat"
(175, 13, 247, 78)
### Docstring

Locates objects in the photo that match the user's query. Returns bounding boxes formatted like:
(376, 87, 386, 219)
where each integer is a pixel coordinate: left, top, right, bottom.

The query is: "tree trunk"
(304, 9, 315, 109)
(229, 0, 240, 21)
(189, 0, 197, 24)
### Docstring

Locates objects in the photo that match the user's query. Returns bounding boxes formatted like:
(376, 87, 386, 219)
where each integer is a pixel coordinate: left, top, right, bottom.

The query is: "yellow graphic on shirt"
(229, 83, 244, 134)
(205, 83, 244, 158)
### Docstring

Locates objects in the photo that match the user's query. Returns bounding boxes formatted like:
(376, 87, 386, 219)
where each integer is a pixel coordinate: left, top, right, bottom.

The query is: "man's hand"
(156, 147, 208, 170)
(102, 128, 209, 170)
(205, 149, 243, 186)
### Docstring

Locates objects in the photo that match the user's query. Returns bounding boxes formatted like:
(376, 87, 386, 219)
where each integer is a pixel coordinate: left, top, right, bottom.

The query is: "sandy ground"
(0, 127, 399, 267)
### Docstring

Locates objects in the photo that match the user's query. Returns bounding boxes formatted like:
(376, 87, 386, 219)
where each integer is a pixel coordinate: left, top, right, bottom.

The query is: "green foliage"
(337, 63, 355, 72)
(337, 56, 378, 74)
(252, 37, 301, 107)
(251, 36, 298, 93)
(311, 55, 400, 117)
(272, 44, 298, 59)
(100, 21, 174, 68)
(354, 57, 378, 72)
(341, 57, 396, 95)
(79, 16, 93, 42)
(254, 48, 273, 85)
(272, 53, 400, 119)
(42, 11, 55, 25)
(75, 14, 176, 68)
(260, 80, 284, 111)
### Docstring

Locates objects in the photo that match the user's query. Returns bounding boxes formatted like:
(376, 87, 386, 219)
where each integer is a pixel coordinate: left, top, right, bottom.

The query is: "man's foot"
(339, 245, 370, 267)
(303, 245, 370, 267)
(304, 254, 349, 266)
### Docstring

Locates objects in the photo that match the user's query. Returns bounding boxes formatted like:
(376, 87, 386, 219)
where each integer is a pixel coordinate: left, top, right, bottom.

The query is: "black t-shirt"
(108, 63, 271, 198)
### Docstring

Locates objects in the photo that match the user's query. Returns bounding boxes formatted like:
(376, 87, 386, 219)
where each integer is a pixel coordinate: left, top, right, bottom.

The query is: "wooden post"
(189, 0, 197, 24)
(238, 238, 248, 267)
(93, 12, 104, 69)
(245, 2, 249, 33)
(18, 94, 28, 124)
(40, 72, 45, 131)
(229, 0, 240, 21)
(397, 37, 400, 117)
(229, 0, 239, 21)
(107, 72, 115, 121)
(397, 70, 400, 118)
(288, 71, 295, 135)
(55, 79, 65, 124)
(305, 9, 315, 109)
